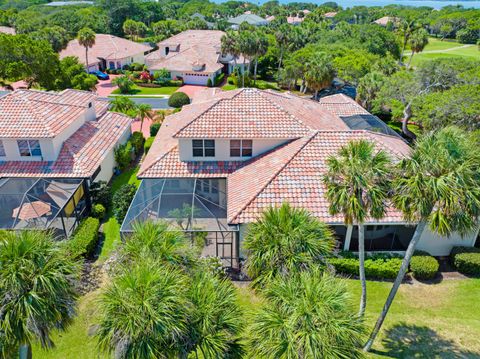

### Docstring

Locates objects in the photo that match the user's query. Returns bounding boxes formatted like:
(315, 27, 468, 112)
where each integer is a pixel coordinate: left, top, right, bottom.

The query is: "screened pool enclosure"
(121, 178, 240, 268)
(0, 178, 86, 238)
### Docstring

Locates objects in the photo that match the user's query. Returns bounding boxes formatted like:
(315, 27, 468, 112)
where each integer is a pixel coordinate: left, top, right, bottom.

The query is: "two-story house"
(145, 30, 247, 86)
(121, 88, 478, 267)
(0, 89, 132, 237)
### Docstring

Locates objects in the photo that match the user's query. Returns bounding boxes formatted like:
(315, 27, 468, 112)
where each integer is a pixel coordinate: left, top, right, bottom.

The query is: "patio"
(0, 178, 86, 238)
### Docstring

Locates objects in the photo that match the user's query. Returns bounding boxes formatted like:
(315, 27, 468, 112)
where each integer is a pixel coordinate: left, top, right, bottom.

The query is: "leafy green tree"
(252, 30, 269, 84)
(221, 30, 240, 71)
(334, 49, 378, 85)
(238, 30, 256, 87)
(397, 17, 420, 65)
(243, 203, 334, 288)
(248, 268, 366, 359)
(56, 56, 98, 91)
(324, 140, 393, 317)
(407, 28, 429, 68)
(30, 25, 69, 52)
(0, 33, 59, 89)
(305, 51, 334, 98)
(356, 71, 386, 111)
(112, 75, 135, 94)
(0, 230, 79, 359)
(364, 127, 480, 351)
(123, 19, 147, 41)
(110, 96, 137, 116)
(152, 19, 184, 40)
(97, 260, 190, 359)
(77, 27, 96, 72)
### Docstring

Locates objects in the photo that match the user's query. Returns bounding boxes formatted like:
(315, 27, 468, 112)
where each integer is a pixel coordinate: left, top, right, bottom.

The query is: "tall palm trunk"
(19, 344, 32, 359)
(242, 58, 246, 88)
(254, 57, 258, 85)
(358, 223, 367, 318)
(399, 33, 408, 65)
(85, 47, 89, 73)
(277, 47, 284, 72)
(364, 220, 427, 352)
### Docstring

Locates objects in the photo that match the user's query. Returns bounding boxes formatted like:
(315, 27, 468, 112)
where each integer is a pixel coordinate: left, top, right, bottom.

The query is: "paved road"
(129, 97, 172, 109)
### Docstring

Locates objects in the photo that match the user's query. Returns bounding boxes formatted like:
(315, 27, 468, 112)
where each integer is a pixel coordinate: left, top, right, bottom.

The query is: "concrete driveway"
(176, 85, 208, 100)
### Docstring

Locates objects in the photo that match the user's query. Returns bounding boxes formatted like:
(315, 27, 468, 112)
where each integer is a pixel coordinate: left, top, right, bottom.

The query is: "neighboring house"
(46, 1, 93, 6)
(0, 89, 131, 237)
(190, 13, 214, 28)
(0, 26, 15, 35)
(323, 11, 337, 19)
(60, 34, 153, 71)
(228, 13, 269, 29)
(121, 89, 478, 267)
(374, 16, 400, 27)
(145, 30, 247, 86)
(287, 15, 304, 25)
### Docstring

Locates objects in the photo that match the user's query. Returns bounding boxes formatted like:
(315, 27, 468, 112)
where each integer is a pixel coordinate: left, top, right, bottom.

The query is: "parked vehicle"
(90, 70, 110, 80)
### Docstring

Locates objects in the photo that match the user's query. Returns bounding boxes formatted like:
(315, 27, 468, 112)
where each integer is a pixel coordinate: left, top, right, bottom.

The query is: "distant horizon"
(212, 0, 480, 10)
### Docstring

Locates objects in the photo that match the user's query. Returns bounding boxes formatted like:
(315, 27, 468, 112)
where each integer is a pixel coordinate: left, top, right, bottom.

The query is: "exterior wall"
(107, 52, 146, 69)
(417, 227, 479, 256)
(94, 124, 131, 183)
(178, 138, 288, 162)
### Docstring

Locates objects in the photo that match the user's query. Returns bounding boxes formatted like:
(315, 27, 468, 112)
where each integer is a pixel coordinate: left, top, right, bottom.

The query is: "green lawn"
(33, 275, 480, 358)
(407, 37, 480, 67)
(111, 84, 180, 96)
(237, 278, 480, 358)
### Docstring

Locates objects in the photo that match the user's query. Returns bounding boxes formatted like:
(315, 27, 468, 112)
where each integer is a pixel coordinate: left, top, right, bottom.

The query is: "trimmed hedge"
(168, 91, 190, 108)
(329, 254, 402, 280)
(65, 217, 100, 259)
(150, 122, 161, 137)
(410, 251, 439, 280)
(144, 137, 154, 154)
(91, 203, 106, 219)
(112, 184, 137, 222)
(451, 247, 480, 276)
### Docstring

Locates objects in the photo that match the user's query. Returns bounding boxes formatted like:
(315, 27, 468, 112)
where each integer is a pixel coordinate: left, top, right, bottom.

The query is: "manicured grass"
(221, 83, 237, 91)
(99, 165, 140, 261)
(235, 278, 480, 358)
(407, 37, 480, 67)
(385, 120, 422, 137)
(112, 84, 180, 96)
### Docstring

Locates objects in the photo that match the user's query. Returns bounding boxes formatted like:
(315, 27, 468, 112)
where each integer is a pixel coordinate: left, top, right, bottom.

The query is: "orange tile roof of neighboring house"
(60, 34, 152, 65)
(228, 130, 409, 224)
(374, 16, 400, 26)
(323, 11, 337, 18)
(173, 88, 348, 139)
(318, 93, 370, 116)
(0, 26, 15, 35)
(0, 89, 109, 138)
(0, 112, 131, 178)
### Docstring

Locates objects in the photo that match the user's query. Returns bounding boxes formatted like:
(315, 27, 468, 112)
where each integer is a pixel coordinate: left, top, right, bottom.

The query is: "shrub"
(150, 122, 161, 137)
(207, 78, 212, 87)
(168, 91, 190, 108)
(112, 75, 135, 94)
(112, 184, 137, 222)
(329, 254, 402, 279)
(130, 131, 145, 155)
(214, 72, 225, 86)
(130, 62, 145, 71)
(228, 76, 234, 85)
(451, 247, 480, 276)
(144, 137, 154, 154)
(114, 141, 134, 170)
(65, 217, 100, 259)
(410, 251, 439, 280)
(89, 181, 111, 208)
(91, 203, 106, 219)
(139, 71, 152, 83)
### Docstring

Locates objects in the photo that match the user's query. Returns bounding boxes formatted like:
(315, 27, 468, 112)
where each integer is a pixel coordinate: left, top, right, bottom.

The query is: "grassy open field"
(407, 38, 480, 67)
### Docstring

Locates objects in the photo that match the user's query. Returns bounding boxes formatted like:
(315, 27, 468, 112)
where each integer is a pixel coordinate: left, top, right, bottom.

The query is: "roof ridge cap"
(173, 88, 245, 137)
(137, 144, 178, 177)
(22, 97, 56, 137)
(229, 132, 317, 223)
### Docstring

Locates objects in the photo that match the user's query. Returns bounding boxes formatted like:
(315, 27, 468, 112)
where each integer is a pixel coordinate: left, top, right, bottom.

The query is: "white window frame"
(192, 139, 215, 157)
(17, 140, 42, 157)
(230, 139, 253, 158)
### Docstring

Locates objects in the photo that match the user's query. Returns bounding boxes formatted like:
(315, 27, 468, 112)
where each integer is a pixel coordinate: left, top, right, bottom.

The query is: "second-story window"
(0, 140, 5, 157)
(192, 139, 215, 157)
(230, 140, 253, 157)
(17, 140, 42, 157)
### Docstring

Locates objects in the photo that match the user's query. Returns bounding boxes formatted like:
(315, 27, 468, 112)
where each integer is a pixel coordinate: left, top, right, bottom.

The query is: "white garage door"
(183, 73, 209, 85)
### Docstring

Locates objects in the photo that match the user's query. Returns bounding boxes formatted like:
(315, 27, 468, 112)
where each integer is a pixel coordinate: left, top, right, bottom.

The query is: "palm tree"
(119, 221, 196, 269)
(238, 31, 256, 87)
(324, 140, 393, 317)
(248, 268, 366, 359)
(397, 18, 418, 65)
(252, 30, 269, 84)
(110, 96, 137, 116)
(77, 27, 96, 73)
(356, 71, 386, 112)
(0, 230, 79, 359)
(364, 126, 480, 351)
(186, 270, 244, 358)
(407, 28, 429, 68)
(243, 202, 334, 288)
(305, 52, 334, 99)
(221, 30, 240, 74)
(96, 260, 190, 358)
(136, 103, 153, 132)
